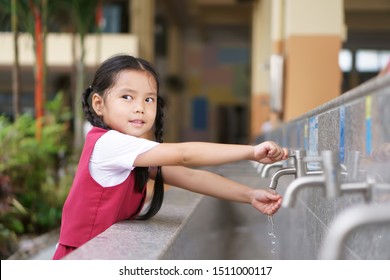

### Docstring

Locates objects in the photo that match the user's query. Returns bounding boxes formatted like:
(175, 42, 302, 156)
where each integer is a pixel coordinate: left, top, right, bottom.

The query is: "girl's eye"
(145, 97, 155, 103)
(122, 95, 133, 100)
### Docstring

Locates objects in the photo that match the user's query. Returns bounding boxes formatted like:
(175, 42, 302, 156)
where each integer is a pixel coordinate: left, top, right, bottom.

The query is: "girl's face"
(93, 70, 158, 138)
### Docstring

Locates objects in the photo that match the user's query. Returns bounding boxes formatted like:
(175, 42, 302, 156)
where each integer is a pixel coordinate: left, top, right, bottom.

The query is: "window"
(339, 49, 352, 72)
(339, 49, 390, 73)
(356, 49, 390, 72)
(379, 51, 390, 69)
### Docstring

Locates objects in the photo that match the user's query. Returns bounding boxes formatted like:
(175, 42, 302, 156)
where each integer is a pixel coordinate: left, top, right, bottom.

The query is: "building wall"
(0, 32, 138, 117)
(181, 38, 250, 143)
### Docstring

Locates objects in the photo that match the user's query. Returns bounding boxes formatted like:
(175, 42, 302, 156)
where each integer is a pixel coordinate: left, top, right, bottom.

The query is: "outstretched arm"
(160, 166, 282, 216)
(134, 141, 288, 168)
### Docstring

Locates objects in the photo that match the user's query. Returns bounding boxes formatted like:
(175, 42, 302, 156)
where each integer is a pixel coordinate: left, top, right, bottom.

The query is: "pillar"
(283, 0, 345, 121)
(250, 0, 272, 141)
(130, 0, 155, 62)
(165, 24, 183, 142)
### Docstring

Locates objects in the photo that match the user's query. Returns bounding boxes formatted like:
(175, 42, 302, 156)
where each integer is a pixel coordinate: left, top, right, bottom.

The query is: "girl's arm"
(160, 165, 282, 216)
(134, 141, 288, 167)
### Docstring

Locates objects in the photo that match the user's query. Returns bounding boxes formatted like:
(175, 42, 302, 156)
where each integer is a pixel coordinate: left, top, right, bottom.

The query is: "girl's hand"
(251, 189, 282, 216)
(254, 141, 288, 164)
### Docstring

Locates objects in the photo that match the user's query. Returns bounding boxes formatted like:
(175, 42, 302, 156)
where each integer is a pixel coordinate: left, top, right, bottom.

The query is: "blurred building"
(0, 0, 389, 143)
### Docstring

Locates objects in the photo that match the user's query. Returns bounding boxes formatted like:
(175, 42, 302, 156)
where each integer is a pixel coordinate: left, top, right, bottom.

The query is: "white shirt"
(89, 130, 159, 187)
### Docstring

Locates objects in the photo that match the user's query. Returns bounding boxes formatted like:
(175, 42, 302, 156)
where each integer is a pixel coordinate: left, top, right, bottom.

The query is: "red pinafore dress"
(53, 127, 146, 259)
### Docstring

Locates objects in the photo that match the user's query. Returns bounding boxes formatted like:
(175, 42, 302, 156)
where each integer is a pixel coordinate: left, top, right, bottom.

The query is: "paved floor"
(30, 244, 57, 260)
(7, 229, 59, 260)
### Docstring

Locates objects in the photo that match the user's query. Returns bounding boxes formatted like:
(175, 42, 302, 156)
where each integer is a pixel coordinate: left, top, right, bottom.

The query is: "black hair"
(81, 54, 165, 220)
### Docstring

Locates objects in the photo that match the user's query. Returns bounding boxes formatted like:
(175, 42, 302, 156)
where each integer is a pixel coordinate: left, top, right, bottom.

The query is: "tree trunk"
(41, 0, 47, 105)
(29, 0, 44, 140)
(11, 0, 21, 119)
(73, 34, 85, 153)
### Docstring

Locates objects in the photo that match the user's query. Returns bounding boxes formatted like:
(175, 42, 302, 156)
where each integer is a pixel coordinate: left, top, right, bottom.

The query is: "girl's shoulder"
(99, 130, 143, 144)
(91, 130, 160, 182)
(97, 130, 159, 152)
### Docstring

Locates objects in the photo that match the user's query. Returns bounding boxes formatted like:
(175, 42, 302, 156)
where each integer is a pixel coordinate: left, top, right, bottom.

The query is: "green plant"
(0, 92, 75, 259)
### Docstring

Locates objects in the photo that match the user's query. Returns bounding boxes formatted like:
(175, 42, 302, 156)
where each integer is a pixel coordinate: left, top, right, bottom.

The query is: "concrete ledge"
(63, 162, 273, 260)
(64, 188, 206, 259)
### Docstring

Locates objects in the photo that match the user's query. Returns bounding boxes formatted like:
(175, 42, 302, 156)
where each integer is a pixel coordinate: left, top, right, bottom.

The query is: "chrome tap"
(339, 180, 373, 202)
(282, 175, 326, 207)
(345, 150, 361, 181)
(268, 167, 297, 190)
(318, 203, 390, 259)
(338, 173, 387, 202)
(293, 150, 308, 178)
(260, 150, 306, 180)
(321, 150, 342, 199)
(343, 150, 383, 182)
(282, 150, 341, 207)
(260, 161, 284, 178)
(269, 150, 310, 190)
(256, 162, 265, 174)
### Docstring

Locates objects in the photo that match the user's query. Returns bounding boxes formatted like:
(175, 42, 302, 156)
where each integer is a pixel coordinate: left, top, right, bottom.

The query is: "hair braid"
(81, 86, 94, 123)
(137, 96, 165, 220)
(81, 86, 109, 130)
(154, 96, 165, 143)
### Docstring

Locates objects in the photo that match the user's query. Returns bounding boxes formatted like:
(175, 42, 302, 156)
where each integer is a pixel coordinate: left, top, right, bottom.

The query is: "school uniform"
(53, 127, 158, 259)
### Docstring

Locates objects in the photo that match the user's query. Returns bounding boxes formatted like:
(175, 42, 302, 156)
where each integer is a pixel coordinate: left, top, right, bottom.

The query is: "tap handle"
(303, 155, 323, 162)
(256, 162, 265, 173)
(351, 150, 361, 179)
(321, 150, 342, 198)
(282, 149, 309, 177)
(303, 150, 342, 198)
(292, 150, 307, 177)
(303, 154, 323, 173)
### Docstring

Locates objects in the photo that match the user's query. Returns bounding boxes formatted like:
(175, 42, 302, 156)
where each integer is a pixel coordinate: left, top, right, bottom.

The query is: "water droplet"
(268, 215, 277, 255)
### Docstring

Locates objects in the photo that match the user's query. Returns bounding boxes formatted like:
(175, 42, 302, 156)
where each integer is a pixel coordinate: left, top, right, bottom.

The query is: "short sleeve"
(90, 130, 159, 187)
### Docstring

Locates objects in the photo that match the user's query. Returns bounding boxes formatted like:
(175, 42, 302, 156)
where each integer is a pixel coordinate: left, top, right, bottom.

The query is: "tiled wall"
(262, 75, 390, 259)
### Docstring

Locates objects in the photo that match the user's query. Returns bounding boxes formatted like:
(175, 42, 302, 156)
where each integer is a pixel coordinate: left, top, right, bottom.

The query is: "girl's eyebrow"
(119, 88, 157, 96)
(118, 87, 137, 93)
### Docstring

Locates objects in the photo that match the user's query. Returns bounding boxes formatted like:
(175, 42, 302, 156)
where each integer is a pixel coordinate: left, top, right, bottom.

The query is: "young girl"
(53, 54, 288, 260)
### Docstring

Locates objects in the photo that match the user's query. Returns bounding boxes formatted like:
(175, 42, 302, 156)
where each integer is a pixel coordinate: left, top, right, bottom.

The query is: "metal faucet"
(268, 167, 297, 190)
(282, 150, 341, 207)
(282, 175, 326, 207)
(337, 172, 389, 203)
(268, 150, 317, 190)
(346, 150, 361, 181)
(256, 162, 265, 174)
(253, 153, 290, 177)
(260, 162, 284, 178)
(344, 150, 384, 182)
(339, 178, 374, 202)
(318, 203, 390, 259)
(321, 150, 342, 198)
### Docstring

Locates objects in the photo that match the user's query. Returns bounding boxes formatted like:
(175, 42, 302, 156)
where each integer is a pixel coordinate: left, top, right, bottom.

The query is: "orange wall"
(250, 94, 270, 141)
(283, 35, 342, 121)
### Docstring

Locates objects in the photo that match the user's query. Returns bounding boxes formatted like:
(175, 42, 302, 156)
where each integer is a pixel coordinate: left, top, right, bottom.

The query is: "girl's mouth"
(130, 119, 145, 127)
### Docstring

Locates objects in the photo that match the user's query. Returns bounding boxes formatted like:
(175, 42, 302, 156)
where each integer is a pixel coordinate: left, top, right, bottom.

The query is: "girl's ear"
(91, 93, 104, 116)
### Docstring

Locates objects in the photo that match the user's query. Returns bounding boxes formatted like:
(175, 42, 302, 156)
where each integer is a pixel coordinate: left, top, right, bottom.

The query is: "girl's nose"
(134, 102, 145, 114)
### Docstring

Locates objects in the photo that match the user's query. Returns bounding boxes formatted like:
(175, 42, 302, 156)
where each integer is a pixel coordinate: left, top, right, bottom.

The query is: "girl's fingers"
(252, 191, 282, 215)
